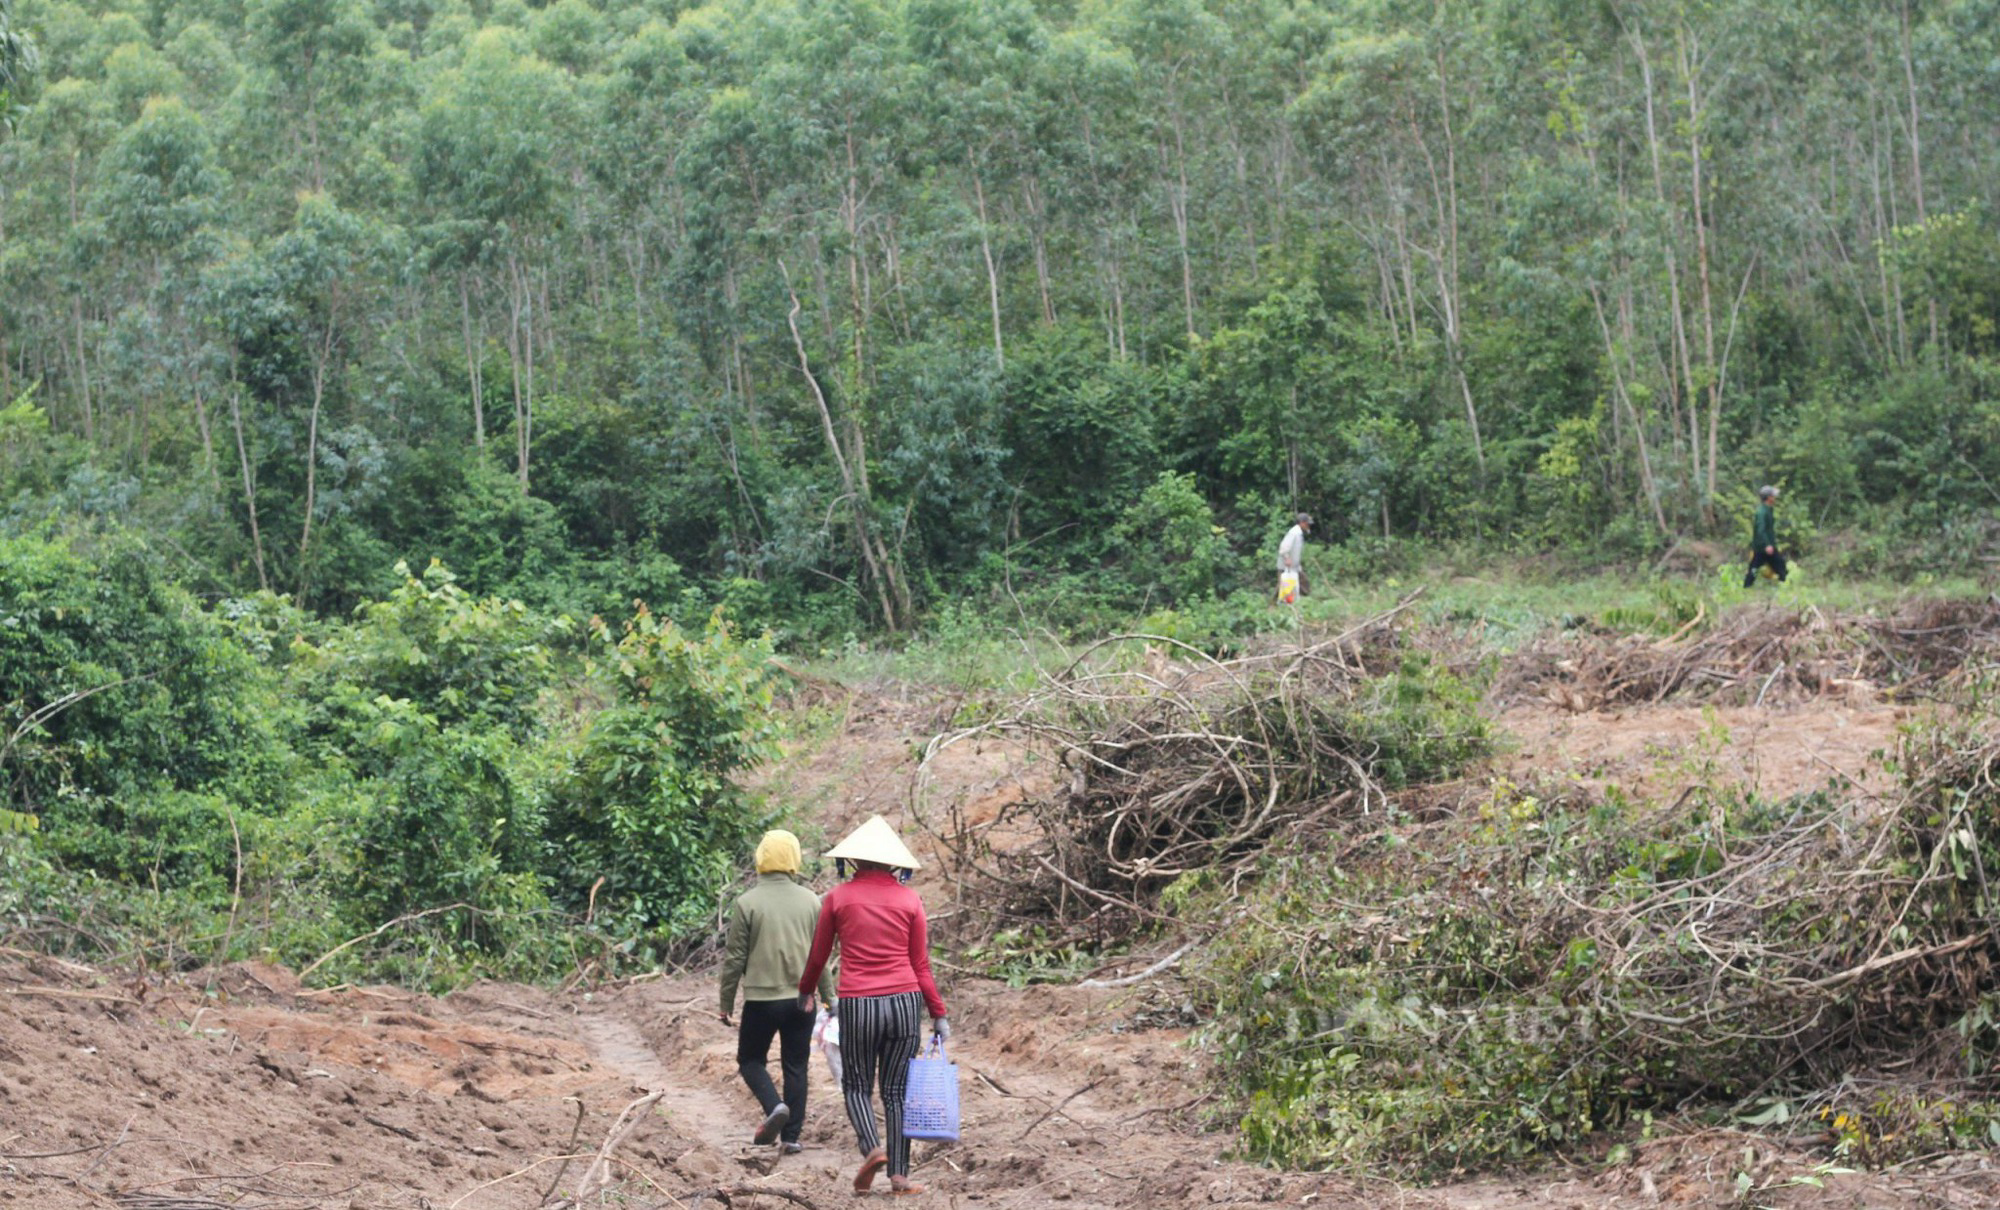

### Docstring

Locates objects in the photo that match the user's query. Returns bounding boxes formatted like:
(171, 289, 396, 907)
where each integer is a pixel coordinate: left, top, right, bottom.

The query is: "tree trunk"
(880, 215, 915, 341)
(972, 166, 1005, 371)
(297, 324, 334, 596)
(1165, 112, 1198, 339)
(780, 262, 906, 631)
(843, 127, 869, 386)
(1104, 228, 1128, 360)
(1592, 285, 1669, 534)
(1629, 22, 1701, 489)
(1432, 34, 1483, 476)
(72, 299, 93, 441)
(191, 382, 217, 487)
(1865, 69, 1909, 364)
(1219, 81, 1260, 279)
(229, 385, 270, 592)
(460, 275, 485, 449)
(1681, 26, 1722, 515)
(1406, 91, 1485, 475)
(1024, 174, 1056, 325)
(504, 251, 533, 489)
(1897, 0, 1940, 352)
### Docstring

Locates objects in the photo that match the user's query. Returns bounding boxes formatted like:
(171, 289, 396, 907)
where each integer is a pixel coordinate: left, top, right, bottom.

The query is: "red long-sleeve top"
(799, 868, 948, 1019)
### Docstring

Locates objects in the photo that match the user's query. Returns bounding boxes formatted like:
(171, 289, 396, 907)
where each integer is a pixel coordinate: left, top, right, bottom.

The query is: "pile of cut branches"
(917, 596, 1487, 941)
(1196, 705, 2000, 1175)
(1496, 597, 2000, 711)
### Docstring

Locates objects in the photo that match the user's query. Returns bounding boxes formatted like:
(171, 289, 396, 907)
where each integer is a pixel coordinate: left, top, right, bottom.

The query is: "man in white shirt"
(1278, 512, 1312, 597)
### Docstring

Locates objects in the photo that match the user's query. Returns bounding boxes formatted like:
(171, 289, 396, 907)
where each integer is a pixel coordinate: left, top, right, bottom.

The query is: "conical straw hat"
(824, 815, 921, 871)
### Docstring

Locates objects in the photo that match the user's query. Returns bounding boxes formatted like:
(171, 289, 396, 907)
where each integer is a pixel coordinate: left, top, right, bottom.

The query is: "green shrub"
(1343, 650, 1490, 788)
(0, 532, 284, 882)
(545, 605, 780, 945)
(1113, 470, 1234, 607)
(0, 536, 790, 984)
(298, 559, 566, 739)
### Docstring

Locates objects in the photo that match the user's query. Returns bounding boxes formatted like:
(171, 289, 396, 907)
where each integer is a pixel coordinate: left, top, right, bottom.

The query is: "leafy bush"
(1343, 650, 1489, 787)
(0, 532, 283, 882)
(1113, 470, 1235, 607)
(297, 559, 565, 738)
(545, 606, 780, 944)
(0, 532, 791, 983)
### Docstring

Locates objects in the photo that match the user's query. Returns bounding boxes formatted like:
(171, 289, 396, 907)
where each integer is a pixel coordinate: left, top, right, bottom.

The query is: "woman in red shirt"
(799, 815, 949, 1195)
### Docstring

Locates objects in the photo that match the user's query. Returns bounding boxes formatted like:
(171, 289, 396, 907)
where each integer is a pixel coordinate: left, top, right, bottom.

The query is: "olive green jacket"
(720, 873, 835, 1012)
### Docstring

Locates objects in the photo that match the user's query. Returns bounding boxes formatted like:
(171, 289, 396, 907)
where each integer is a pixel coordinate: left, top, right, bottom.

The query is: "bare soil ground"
(6, 633, 1996, 1210)
(1495, 699, 1914, 801)
(6, 949, 1987, 1210)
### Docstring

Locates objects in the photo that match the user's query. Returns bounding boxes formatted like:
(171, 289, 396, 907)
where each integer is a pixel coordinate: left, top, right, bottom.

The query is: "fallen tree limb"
(1079, 942, 1194, 989)
(685, 1184, 824, 1210)
(297, 902, 480, 981)
(1016, 1077, 1106, 1140)
(551, 1090, 664, 1207)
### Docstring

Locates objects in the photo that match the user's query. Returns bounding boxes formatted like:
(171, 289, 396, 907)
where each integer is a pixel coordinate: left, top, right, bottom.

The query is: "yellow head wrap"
(754, 829, 802, 875)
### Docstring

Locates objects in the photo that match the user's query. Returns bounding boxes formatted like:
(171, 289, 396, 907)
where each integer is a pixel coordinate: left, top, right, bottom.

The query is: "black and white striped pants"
(836, 990, 925, 1176)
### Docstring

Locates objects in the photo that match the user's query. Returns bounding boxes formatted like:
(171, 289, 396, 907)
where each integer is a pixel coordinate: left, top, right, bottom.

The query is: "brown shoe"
(890, 1178, 926, 1195)
(853, 1148, 888, 1194)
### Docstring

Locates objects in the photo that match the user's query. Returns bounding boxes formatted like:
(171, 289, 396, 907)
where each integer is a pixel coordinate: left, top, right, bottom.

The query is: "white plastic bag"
(812, 1006, 843, 1086)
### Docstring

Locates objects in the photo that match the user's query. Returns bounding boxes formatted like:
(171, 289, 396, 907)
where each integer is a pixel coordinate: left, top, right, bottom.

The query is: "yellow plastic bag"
(1277, 570, 1299, 605)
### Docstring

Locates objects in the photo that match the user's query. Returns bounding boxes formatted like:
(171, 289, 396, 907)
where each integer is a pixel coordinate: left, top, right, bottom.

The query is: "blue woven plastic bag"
(902, 1037, 961, 1141)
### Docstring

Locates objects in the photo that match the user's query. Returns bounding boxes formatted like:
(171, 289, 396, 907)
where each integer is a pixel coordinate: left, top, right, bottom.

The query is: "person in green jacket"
(1742, 485, 1788, 588)
(720, 830, 836, 1152)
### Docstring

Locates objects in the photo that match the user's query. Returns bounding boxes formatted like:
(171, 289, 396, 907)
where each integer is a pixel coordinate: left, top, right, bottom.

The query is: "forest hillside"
(2, 0, 1998, 632)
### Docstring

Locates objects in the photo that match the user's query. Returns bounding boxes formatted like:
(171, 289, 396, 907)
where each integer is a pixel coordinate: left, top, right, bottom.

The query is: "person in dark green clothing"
(1742, 485, 1788, 588)
(720, 829, 837, 1152)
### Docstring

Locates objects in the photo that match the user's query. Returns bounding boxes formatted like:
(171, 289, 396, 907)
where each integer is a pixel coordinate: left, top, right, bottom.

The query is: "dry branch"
(1496, 599, 2000, 712)
(684, 1185, 823, 1210)
(297, 902, 481, 981)
(547, 1090, 664, 1208)
(918, 597, 1431, 939)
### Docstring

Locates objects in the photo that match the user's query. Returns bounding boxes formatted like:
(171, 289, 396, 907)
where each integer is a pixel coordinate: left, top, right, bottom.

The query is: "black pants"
(1743, 547, 1788, 587)
(737, 997, 814, 1143)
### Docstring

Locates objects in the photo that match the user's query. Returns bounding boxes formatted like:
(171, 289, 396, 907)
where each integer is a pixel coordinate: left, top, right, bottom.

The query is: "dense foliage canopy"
(3, 0, 1999, 631)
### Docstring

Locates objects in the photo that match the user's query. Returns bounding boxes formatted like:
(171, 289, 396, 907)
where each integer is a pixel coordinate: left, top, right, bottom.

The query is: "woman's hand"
(930, 1017, 950, 1043)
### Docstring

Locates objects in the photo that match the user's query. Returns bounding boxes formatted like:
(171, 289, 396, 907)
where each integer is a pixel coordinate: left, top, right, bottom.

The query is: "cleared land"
(5, 598, 1998, 1209)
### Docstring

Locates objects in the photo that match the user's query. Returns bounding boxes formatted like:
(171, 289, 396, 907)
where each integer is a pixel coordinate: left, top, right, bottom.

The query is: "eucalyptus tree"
(414, 26, 579, 486)
(86, 95, 227, 459)
(1291, 16, 1494, 475)
(596, 11, 736, 344)
(1090, 0, 1233, 342)
(243, 0, 374, 194)
(262, 193, 387, 595)
(0, 0, 37, 405)
(10, 74, 113, 434)
(735, 0, 917, 629)
(0, 0, 40, 135)
(1036, 27, 1145, 358)
(904, 0, 1048, 371)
